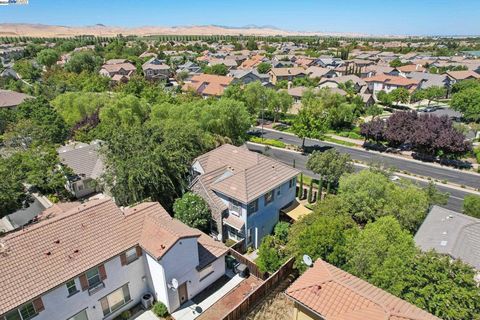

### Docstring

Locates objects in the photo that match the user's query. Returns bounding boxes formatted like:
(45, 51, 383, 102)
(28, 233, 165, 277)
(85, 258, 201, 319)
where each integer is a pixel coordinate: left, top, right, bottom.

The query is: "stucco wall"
(32, 253, 148, 320)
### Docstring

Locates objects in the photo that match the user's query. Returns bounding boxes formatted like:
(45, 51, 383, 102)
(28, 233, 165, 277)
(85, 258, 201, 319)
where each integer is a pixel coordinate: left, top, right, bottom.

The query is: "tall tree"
(173, 192, 211, 232)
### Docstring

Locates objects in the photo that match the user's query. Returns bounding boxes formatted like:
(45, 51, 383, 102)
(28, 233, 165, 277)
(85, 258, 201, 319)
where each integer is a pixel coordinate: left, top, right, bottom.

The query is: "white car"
(390, 175, 401, 182)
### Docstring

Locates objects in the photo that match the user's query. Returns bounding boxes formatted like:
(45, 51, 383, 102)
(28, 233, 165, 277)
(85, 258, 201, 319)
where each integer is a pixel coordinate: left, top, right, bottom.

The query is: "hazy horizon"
(0, 0, 479, 36)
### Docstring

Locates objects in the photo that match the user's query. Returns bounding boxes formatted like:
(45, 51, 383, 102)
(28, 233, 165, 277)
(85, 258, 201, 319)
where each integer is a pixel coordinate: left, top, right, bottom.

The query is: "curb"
(258, 127, 480, 178)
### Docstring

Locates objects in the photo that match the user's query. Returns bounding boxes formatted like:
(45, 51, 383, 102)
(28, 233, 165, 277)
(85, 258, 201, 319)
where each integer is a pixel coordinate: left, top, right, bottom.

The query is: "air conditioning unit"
(141, 293, 154, 309)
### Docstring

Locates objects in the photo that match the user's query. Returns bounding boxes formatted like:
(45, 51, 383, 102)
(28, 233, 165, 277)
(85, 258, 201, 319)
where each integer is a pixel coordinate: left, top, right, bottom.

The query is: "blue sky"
(0, 0, 478, 36)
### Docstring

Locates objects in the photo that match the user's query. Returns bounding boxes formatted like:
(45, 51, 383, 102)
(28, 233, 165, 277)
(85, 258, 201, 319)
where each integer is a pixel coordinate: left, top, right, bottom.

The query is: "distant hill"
(0, 23, 399, 38)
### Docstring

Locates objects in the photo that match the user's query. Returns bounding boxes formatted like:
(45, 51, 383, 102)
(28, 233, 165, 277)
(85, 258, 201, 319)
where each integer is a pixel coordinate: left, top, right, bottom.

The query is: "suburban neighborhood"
(1, 1, 480, 320)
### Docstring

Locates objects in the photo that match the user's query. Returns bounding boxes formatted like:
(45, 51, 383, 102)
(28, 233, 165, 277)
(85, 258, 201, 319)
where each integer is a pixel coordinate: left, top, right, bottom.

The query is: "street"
(246, 142, 471, 212)
(256, 128, 480, 190)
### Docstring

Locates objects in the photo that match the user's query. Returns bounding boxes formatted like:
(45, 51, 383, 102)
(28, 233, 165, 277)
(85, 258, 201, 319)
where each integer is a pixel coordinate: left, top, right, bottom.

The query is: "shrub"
(153, 302, 168, 318)
(274, 221, 290, 244)
(463, 195, 480, 218)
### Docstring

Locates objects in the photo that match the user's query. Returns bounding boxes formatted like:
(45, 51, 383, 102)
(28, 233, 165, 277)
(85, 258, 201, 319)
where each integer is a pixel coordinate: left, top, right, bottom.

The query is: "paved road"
(255, 128, 480, 190)
(247, 143, 469, 212)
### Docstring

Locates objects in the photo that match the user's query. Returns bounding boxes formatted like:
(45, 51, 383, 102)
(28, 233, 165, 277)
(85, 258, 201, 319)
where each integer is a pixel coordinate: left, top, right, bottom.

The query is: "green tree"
(0, 158, 28, 218)
(173, 192, 211, 232)
(389, 58, 406, 68)
(52, 92, 110, 127)
(463, 194, 480, 218)
(267, 89, 292, 123)
(257, 235, 286, 274)
(423, 181, 449, 206)
(256, 62, 271, 74)
(450, 87, 480, 122)
(273, 221, 290, 244)
(37, 49, 60, 68)
(307, 149, 353, 195)
(13, 59, 41, 81)
(292, 92, 329, 148)
(287, 211, 357, 272)
(344, 216, 417, 295)
(424, 86, 446, 106)
(390, 88, 410, 105)
(203, 63, 228, 76)
(246, 39, 258, 51)
(377, 90, 393, 106)
(65, 51, 103, 74)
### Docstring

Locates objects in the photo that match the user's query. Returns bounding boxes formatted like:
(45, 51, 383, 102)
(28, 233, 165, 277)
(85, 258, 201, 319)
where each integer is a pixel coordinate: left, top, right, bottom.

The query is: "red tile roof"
(286, 259, 440, 320)
(365, 74, 419, 87)
(182, 74, 233, 96)
(0, 199, 227, 315)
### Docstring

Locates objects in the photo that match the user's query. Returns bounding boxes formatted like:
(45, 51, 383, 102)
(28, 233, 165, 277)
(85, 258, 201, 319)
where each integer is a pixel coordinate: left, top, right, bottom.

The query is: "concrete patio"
(171, 273, 245, 320)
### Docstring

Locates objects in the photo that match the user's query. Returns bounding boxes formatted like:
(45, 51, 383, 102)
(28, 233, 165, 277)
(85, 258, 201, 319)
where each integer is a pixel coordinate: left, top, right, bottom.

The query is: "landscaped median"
(248, 136, 287, 148)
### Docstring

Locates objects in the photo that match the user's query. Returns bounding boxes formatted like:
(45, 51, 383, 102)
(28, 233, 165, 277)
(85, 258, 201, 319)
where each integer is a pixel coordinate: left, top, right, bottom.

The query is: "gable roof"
(414, 205, 480, 270)
(0, 199, 227, 314)
(286, 259, 440, 320)
(446, 70, 480, 80)
(57, 142, 104, 180)
(270, 67, 307, 77)
(365, 74, 420, 87)
(194, 144, 299, 203)
(306, 66, 336, 79)
(0, 89, 32, 108)
(182, 74, 233, 96)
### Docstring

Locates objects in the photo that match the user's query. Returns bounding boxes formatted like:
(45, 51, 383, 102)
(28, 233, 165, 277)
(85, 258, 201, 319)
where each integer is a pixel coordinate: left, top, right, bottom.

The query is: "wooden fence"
(228, 247, 268, 280)
(222, 257, 296, 320)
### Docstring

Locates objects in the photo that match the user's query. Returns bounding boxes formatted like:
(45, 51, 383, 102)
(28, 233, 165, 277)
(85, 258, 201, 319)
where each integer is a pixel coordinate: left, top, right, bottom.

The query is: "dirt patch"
(245, 275, 295, 320)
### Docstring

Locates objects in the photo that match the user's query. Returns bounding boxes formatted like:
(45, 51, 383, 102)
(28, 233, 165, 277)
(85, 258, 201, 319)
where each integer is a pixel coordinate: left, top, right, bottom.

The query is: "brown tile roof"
(182, 74, 233, 96)
(0, 199, 227, 314)
(365, 74, 420, 87)
(270, 67, 307, 77)
(194, 144, 299, 203)
(0, 89, 32, 108)
(446, 70, 480, 80)
(286, 259, 440, 320)
(239, 55, 264, 69)
(396, 64, 426, 73)
(101, 62, 136, 73)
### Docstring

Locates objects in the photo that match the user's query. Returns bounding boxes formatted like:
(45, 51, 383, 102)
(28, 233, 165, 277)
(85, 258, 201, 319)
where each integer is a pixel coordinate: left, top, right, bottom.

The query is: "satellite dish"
(303, 254, 313, 267)
(168, 278, 179, 291)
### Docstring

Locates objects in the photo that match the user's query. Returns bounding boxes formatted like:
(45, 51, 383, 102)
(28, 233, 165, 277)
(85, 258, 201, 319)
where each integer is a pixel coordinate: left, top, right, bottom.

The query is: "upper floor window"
(229, 199, 242, 215)
(264, 190, 274, 206)
(247, 200, 258, 215)
(86, 267, 101, 288)
(5, 300, 41, 320)
(289, 178, 295, 189)
(66, 279, 78, 296)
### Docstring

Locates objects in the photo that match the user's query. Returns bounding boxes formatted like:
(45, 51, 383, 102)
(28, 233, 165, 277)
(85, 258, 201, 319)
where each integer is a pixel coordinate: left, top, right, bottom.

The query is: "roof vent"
(73, 249, 79, 254)
(440, 240, 448, 246)
(54, 239, 60, 244)
(45, 251, 52, 256)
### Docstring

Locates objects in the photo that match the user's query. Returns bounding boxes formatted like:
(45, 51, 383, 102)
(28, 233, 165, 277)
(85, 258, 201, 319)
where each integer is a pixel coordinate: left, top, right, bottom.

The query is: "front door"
(178, 282, 188, 305)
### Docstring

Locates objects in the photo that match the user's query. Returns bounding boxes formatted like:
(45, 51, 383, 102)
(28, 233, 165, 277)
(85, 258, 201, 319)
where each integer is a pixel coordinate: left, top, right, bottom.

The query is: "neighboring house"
(142, 57, 171, 81)
(57, 141, 105, 199)
(314, 57, 344, 68)
(0, 89, 32, 109)
(305, 66, 337, 79)
(414, 205, 480, 271)
(271, 60, 295, 68)
(393, 64, 426, 77)
(0, 66, 20, 80)
(318, 75, 366, 92)
(176, 61, 202, 75)
(99, 59, 136, 83)
(228, 69, 270, 85)
(182, 74, 233, 97)
(285, 259, 440, 320)
(239, 55, 265, 69)
(0, 199, 228, 320)
(0, 46, 24, 63)
(408, 72, 453, 90)
(365, 74, 420, 95)
(209, 58, 238, 70)
(190, 144, 299, 249)
(446, 70, 480, 83)
(269, 67, 307, 84)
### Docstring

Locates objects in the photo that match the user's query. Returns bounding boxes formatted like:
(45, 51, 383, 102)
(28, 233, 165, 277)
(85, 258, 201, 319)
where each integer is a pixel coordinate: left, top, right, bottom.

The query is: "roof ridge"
(1, 199, 112, 241)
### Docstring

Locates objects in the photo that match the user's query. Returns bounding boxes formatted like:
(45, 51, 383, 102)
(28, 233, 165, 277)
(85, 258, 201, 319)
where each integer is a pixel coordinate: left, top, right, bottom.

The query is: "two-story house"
(190, 144, 299, 249)
(99, 59, 136, 83)
(142, 57, 171, 81)
(0, 199, 228, 320)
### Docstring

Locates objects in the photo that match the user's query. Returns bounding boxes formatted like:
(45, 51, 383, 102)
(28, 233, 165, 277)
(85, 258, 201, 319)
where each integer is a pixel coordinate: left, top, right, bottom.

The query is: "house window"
(66, 279, 78, 296)
(86, 267, 101, 288)
(100, 284, 131, 316)
(229, 199, 242, 215)
(125, 247, 138, 264)
(277, 187, 281, 197)
(68, 309, 88, 320)
(247, 228, 253, 244)
(289, 178, 295, 189)
(264, 190, 274, 206)
(5, 302, 37, 320)
(247, 200, 258, 215)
